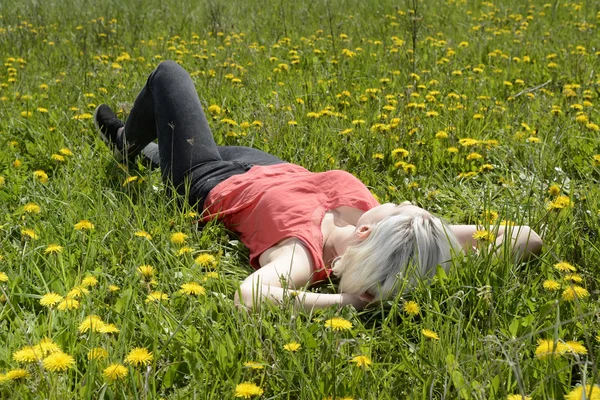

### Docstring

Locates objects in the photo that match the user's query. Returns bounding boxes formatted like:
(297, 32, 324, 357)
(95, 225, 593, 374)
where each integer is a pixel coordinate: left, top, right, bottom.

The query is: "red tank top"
(201, 163, 379, 283)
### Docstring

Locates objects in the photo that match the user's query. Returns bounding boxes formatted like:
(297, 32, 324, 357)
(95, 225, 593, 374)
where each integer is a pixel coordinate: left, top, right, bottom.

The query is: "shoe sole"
(93, 105, 124, 161)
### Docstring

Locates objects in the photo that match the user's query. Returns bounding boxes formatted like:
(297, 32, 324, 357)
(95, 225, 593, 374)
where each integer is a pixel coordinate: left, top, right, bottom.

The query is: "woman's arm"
(234, 239, 367, 311)
(450, 224, 543, 261)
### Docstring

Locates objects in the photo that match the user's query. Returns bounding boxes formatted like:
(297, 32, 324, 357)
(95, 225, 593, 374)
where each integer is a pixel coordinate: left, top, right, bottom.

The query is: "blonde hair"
(331, 214, 462, 300)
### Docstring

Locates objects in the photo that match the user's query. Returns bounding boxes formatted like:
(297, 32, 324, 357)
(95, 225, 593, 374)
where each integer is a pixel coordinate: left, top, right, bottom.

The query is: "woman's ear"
(355, 224, 372, 240)
(358, 292, 375, 302)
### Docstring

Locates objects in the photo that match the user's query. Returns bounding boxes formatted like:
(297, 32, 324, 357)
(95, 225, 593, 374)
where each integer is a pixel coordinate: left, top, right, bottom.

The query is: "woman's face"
(356, 202, 430, 228)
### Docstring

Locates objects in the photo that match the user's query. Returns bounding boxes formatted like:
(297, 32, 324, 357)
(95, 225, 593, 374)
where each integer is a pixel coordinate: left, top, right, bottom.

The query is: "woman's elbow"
(518, 225, 543, 258)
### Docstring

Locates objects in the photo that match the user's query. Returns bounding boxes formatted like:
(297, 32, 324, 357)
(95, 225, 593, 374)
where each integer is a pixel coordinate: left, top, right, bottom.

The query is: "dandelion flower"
(547, 196, 571, 210)
(562, 286, 589, 301)
(177, 246, 193, 255)
(67, 286, 89, 298)
(98, 323, 120, 334)
(548, 184, 561, 196)
(324, 317, 353, 331)
(535, 339, 559, 359)
(57, 298, 79, 311)
(125, 347, 153, 366)
(108, 285, 120, 292)
(44, 244, 63, 254)
(81, 276, 98, 288)
(103, 363, 128, 381)
(472, 230, 496, 243)
(403, 301, 420, 316)
(78, 315, 105, 333)
(43, 351, 75, 372)
(4, 369, 29, 381)
(0, 272, 8, 283)
(542, 280, 561, 291)
(283, 342, 301, 352)
(180, 282, 206, 296)
(243, 361, 264, 370)
(33, 170, 49, 183)
(87, 347, 109, 360)
(565, 385, 600, 400)
(234, 382, 264, 398)
(507, 395, 531, 400)
(195, 253, 216, 267)
(559, 341, 587, 355)
(350, 355, 372, 368)
(422, 329, 440, 340)
(21, 228, 38, 239)
(134, 230, 152, 240)
(13, 346, 42, 363)
(122, 176, 138, 186)
(170, 232, 188, 244)
(23, 203, 41, 213)
(40, 292, 63, 307)
(564, 274, 583, 283)
(74, 220, 94, 230)
(35, 338, 61, 356)
(59, 148, 73, 156)
(146, 291, 169, 303)
(137, 265, 155, 277)
(554, 262, 576, 272)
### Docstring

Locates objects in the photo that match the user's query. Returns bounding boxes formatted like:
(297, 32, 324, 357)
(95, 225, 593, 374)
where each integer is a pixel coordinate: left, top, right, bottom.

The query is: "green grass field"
(1, 0, 599, 398)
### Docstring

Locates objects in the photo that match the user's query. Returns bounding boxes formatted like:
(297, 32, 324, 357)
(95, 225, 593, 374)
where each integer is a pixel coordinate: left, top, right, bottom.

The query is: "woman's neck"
(321, 212, 357, 265)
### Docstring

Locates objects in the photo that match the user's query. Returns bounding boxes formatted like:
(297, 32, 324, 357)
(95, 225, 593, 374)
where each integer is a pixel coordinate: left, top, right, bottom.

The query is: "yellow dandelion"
(235, 382, 264, 398)
(422, 329, 440, 340)
(0, 272, 8, 283)
(21, 228, 38, 240)
(81, 276, 98, 288)
(125, 347, 153, 366)
(44, 244, 63, 254)
(403, 301, 420, 316)
(134, 230, 152, 240)
(562, 286, 589, 301)
(203, 272, 219, 281)
(78, 315, 105, 333)
(146, 291, 169, 303)
(40, 292, 63, 307)
(243, 361, 264, 370)
(58, 148, 73, 156)
(535, 339, 559, 359)
(548, 184, 561, 196)
(283, 342, 301, 352)
(98, 323, 120, 334)
(108, 285, 120, 292)
(177, 246, 193, 255)
(554, 262, 576, 272)
(57, 297, 79, 311)
(43, 351, 75, 372)
(35, 338, 61, 356)
(547, 196, 571, 210)
(507, 395, 531, 400)
(122, 176, 138, 186)
(74, 220, 94, 230)
(179, 282, 206, 296)
(170, 232, 188, 244)
(472, 230, 496, 243)
(559, 341, 587, 355)
(137, 265, 155, 277)
(563, 274, 583, 283)
(51, 154, 65, 162)
(33, 170, 49, 183)
(4, 369, 30, 381)
(542, 280, 561, 291)
(195, 253, 216, 267)
(565, 385, 600, 400)
(72, 113, 93, 120)
(103, 363, 128, 381)
(350, 355, 372, 368)
(87, 347, 109, 360)
(324, 317, 353, 331)
(13, 346, 42, 363)
(23, 203, 41, 213)
(67, 285, 89, 298)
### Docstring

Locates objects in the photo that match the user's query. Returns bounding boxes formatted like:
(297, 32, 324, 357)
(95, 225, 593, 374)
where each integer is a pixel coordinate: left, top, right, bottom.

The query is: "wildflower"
(203, 272, 219, 281)
(548, 184, 561, 196)
(542, 280, 560, 291)
(78, 315, 104, 333)
(57, 298, 79, 310)
(122, 176, 138, 186)
(21, 228, 38, 239)
(0, 272, 8, 283)
(535, 339, 559, 359)
(565, 385, 600, 400)
(35, 338, 61, 356)
(72, 113, 93, 120)
(350, 355, 372, 368)
(563, 274, 583, 283)
(44, 244, 63, 254)
(195, 253, 216, 267)
(593, 155, 600, 167)
(170, 232, 188, 244)
(40, 292, 63, 307)
(98, 323, 119, 334)
(507, 395, 531, 400)
(466, 152, 482, 161)
(134, 230, 152, 240)
(391, 148, 409, 157)
(547, 196, 571, 210)
(472, 230, 495, 243)
(137, 265, 155, 277)
(177, 246, 193, 255)
(586, 123, 599, 132)
(74, 220, 94, 230)
(422, 329, 440, 340)
(23, 203, 41, 213)
(67, 286, 89, 298)
(180, 282, 206, 296)
(125, 347, 153, 366)
(554, 262, 576, 272)
(108, 285, 120, 292)
(208, 105, 221, 115)
(51, 154, 65, 162)
(0, 176, 4, 187)
(87, 347, 109, 360)
(324, 317, 353, 331)
(559, 341, 587, 355)
(13, 346, 42, 363)
(43, 351, 75, 372)
(562, 286, 589, 301)
(403, 301, 420, 316)
(103, 363, 128, 381)
(146, 291, 169, 303)
(283, 342, 301, 352)
(58, 148, 73, 156)
(4, 369, 29, 381)
(480, 164, 494, 172)
(459, 138, 479, 146)
(81, 276, 98, 288)
(435, 131, 448, 139)
(235, 382, 264, 398)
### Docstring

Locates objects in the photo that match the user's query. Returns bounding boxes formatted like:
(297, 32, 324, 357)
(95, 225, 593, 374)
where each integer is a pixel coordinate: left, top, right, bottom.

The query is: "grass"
(0, 0, 599, 398)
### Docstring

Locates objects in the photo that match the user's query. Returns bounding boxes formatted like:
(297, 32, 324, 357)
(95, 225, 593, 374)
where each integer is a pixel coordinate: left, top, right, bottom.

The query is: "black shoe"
(94, 104, 124, 160)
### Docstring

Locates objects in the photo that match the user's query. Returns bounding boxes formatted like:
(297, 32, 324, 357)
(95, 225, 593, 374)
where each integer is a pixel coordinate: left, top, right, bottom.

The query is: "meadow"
(0, 0, 599, 398)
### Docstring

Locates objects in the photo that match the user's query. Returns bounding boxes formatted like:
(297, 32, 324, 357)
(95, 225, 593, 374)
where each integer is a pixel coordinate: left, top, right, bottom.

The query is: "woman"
(94, 61, 543, 311)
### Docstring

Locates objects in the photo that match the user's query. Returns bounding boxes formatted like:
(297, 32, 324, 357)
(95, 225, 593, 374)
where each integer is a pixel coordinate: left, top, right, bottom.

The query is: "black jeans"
(122, 60, 285, 208)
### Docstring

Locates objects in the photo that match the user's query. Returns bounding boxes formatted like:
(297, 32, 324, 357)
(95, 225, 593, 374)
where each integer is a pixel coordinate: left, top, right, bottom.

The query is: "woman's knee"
(154, 60, 186, 80)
